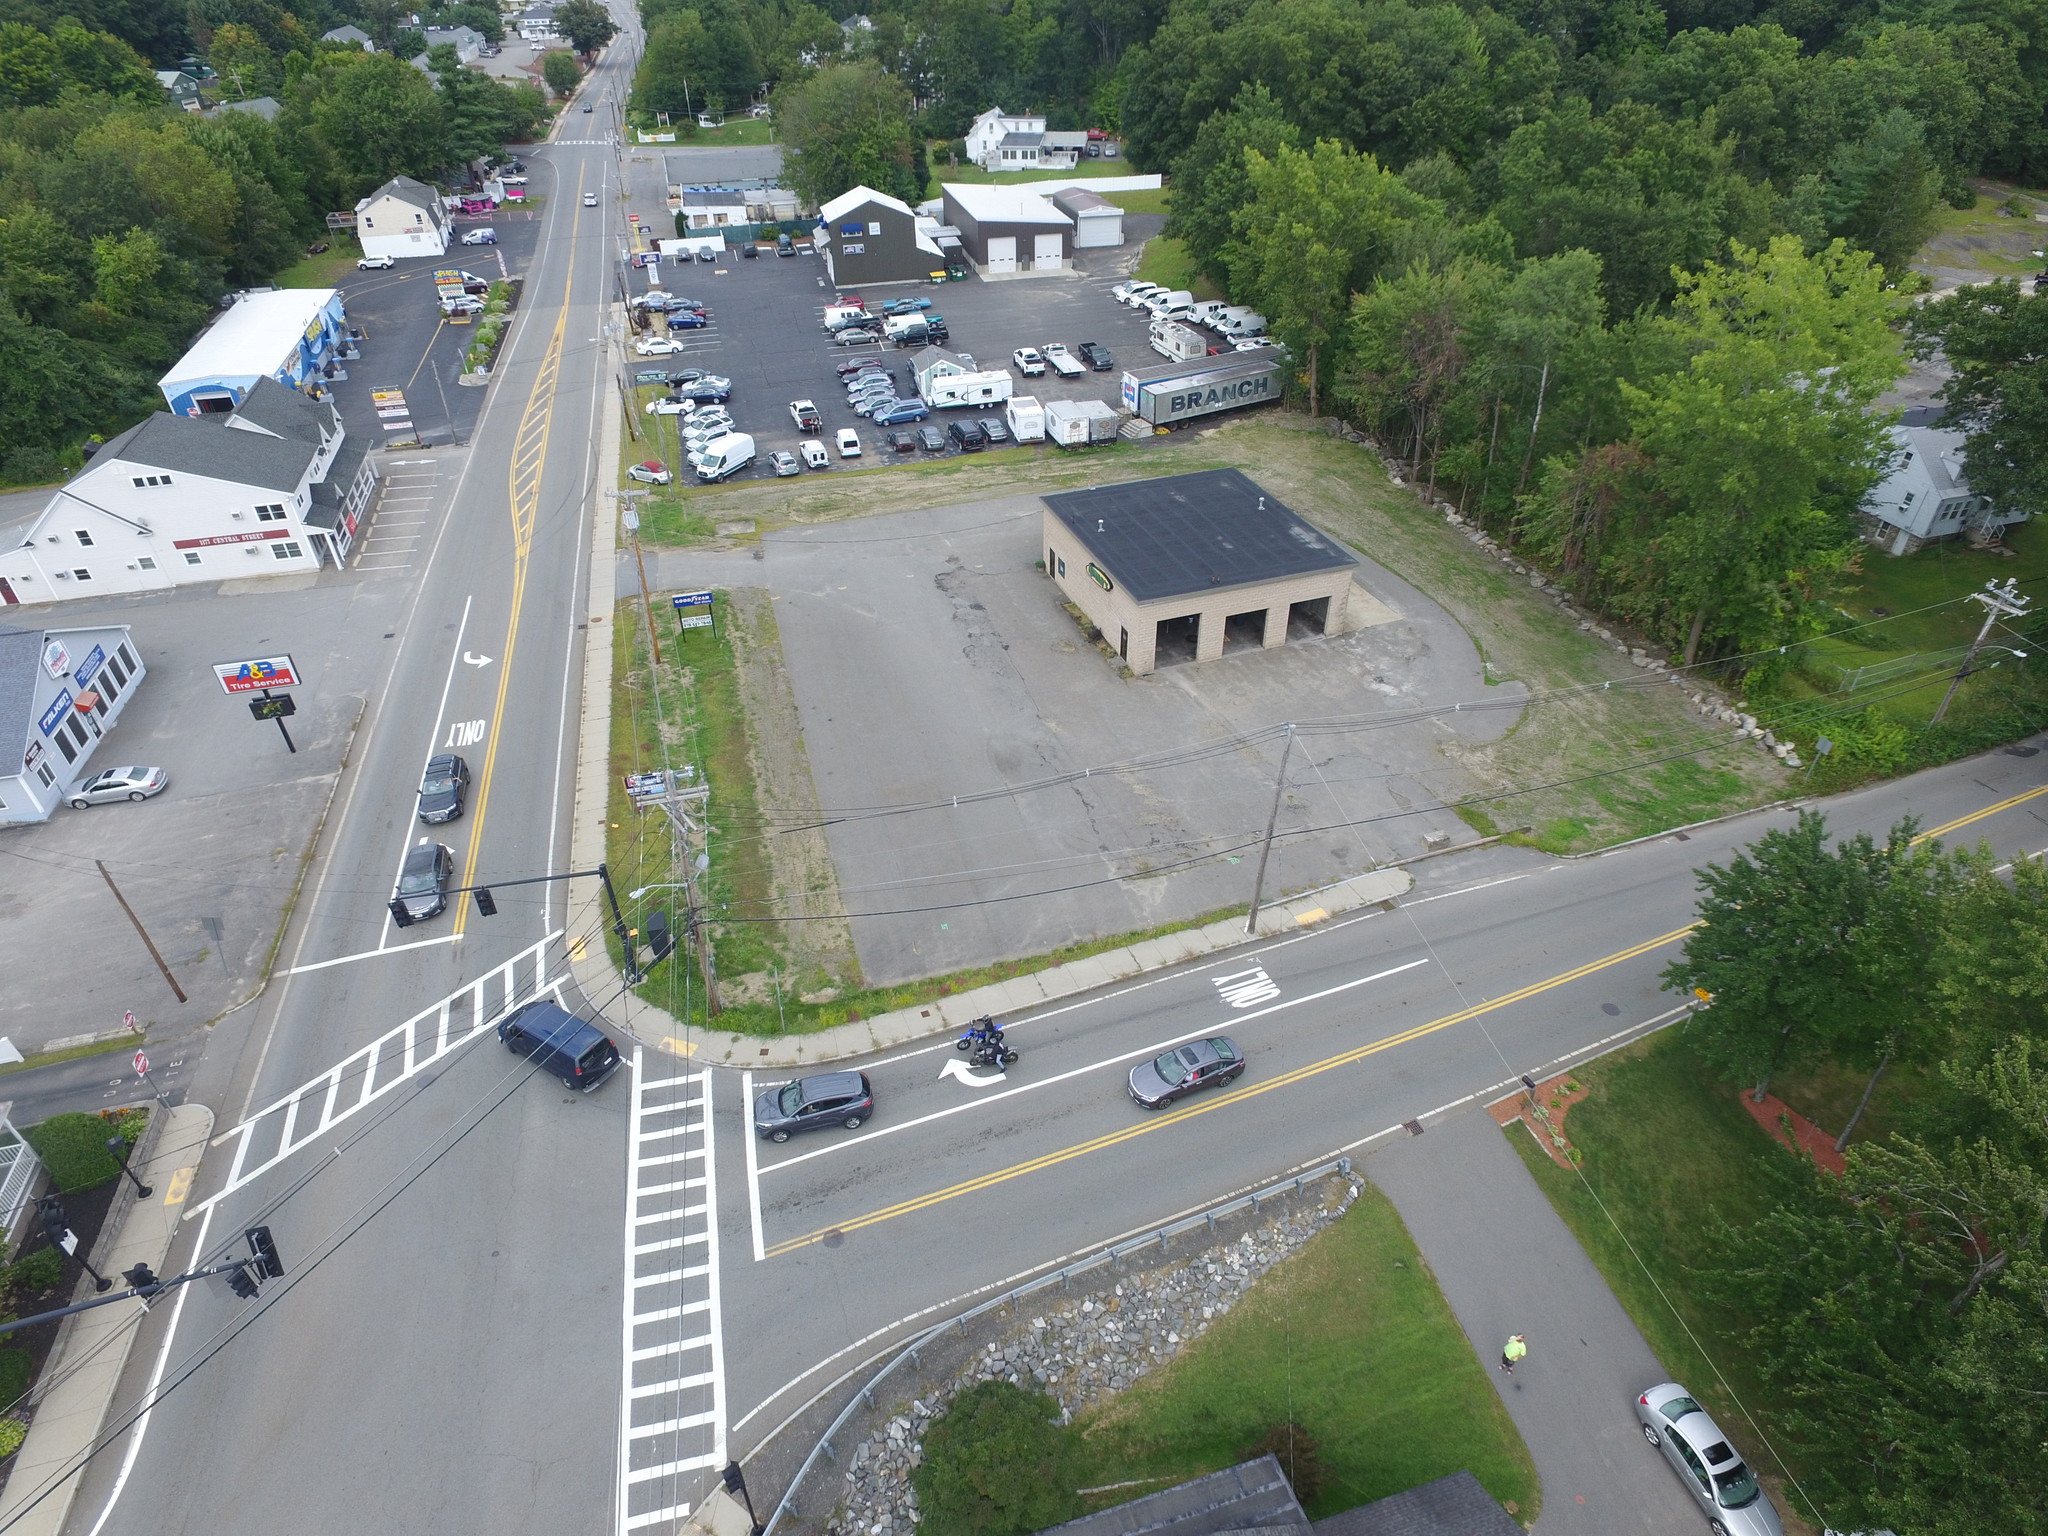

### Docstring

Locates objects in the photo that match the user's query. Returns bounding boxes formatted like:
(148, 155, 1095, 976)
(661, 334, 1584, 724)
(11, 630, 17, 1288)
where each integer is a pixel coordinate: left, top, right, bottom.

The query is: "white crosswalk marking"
(617, 1050, 724, 1532)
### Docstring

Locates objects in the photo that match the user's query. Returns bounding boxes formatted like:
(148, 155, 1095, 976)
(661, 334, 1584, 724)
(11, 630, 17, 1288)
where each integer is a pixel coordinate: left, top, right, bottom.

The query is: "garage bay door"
(984, 236, 1016, 274)
(1032, 233, 1064, 269)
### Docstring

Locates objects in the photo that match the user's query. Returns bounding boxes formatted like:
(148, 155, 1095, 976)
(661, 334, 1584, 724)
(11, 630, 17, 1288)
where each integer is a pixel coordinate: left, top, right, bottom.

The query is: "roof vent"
(1097, 519, 1105, 532)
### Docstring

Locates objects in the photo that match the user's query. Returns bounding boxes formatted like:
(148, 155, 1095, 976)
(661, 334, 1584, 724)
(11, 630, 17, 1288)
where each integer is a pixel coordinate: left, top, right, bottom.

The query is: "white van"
(1215, 307, 1268, 337)
(1142, 288, 1194, 317)
(822, 304, 869, 332)
(689, 432, 756, 482)
(1188, 300, 1232, 327)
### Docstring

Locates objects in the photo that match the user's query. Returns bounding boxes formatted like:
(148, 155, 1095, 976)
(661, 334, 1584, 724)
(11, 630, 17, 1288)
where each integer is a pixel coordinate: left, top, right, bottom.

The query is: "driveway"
(641, 493, 1518, 984)
(1366, 1110, 1708, 1536)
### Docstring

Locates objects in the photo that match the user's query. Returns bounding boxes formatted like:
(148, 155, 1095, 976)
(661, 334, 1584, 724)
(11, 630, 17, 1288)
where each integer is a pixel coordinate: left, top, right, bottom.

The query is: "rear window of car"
(577, 1042, 615, 1074)
(1211, 1038, 1237, 1060)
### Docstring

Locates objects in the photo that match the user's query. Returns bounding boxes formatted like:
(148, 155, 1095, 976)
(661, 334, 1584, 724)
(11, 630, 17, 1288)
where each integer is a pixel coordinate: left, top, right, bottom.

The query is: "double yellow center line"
(763, 923, 1697, 1258)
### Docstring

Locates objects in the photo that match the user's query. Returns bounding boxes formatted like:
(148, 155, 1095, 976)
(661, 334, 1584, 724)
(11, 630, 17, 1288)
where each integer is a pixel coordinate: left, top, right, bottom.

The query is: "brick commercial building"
(1041, 470, 1357, 675)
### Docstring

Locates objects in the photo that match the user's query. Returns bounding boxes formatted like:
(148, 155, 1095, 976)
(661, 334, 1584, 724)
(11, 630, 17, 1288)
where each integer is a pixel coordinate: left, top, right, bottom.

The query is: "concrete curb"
(0, 1102, 214, 1536)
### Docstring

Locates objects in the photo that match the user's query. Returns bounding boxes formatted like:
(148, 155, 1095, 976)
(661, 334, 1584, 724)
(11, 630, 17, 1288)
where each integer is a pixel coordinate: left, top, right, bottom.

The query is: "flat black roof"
(1043, 469, 1356, 604)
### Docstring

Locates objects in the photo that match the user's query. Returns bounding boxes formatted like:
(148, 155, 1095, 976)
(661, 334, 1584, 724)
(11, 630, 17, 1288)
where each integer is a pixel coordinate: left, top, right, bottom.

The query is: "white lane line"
(743, 1069, 765, 1263)
(379, 594, 472, 950)
(756, 956, 1434, 1178)
(284, 933, 460, 974)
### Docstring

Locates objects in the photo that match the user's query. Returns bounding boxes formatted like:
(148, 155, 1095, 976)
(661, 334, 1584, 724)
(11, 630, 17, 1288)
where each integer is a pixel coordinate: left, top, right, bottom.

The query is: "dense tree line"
(1663, 812, 2048, 1535)
(0, 0, 545, 483)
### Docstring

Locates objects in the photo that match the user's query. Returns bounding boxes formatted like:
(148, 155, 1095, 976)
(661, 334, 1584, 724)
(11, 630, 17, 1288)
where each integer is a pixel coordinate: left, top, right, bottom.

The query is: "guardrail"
(762, 1156, 1355, 1536)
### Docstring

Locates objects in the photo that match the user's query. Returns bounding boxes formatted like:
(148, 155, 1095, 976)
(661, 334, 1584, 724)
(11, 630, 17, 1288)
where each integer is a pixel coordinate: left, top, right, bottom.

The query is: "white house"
(680, 187, 749, 230)
(0, 379, 375, 606)
(355, 175, 450, 259)
(411, 25, 484, 68)
(1861, 415, 2027, 556)
(965, 108, 1046, 170)
(0, 622, 148, 825)
(517, 7, 558, 41)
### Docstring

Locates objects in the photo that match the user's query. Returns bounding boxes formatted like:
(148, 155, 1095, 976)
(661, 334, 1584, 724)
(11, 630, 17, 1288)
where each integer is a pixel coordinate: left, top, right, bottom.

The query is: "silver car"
(1634, 1383, 1784, 1536)
(68, 765, 167, 808)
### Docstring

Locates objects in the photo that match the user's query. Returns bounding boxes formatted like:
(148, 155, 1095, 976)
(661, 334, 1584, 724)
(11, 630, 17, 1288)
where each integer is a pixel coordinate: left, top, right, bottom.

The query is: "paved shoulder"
(1365, 1109, 1698, 1536)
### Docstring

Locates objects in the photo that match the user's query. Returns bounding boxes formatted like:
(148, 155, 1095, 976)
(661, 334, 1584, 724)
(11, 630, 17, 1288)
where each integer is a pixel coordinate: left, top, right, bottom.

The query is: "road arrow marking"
(939, 1058, 1006, 1088)
(463, 651, 494, 668)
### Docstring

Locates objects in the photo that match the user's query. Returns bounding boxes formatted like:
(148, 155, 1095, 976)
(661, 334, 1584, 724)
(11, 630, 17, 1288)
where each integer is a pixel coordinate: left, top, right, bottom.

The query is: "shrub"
(5, 1249, 61, 1302)
(0, 1350, 28, 1414)
(1247, 1421, 1324, 1502)
(23, 1112, 122, 1192)
(0, 1418, 25, 1458)
(912, 1380, 1083, 1536)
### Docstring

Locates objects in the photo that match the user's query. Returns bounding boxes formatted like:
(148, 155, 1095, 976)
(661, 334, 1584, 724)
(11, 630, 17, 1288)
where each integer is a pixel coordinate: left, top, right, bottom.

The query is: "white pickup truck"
(1043, 343, 1085, 379)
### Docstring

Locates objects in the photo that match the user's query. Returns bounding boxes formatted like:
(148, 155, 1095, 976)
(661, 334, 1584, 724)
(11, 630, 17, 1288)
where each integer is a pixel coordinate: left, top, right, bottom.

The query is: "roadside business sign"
(672, 591, 716, 638)
(678, 615, 714, 630)
(213, 654, 301, 694)
(672, 592, 715, 608)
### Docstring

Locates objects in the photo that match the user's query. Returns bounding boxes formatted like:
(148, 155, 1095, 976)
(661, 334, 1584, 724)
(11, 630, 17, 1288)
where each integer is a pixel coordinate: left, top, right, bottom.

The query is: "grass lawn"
(1075, 1183, 1539, 1521)
(1505, 1029, 1820, 1523)
(924, 156, 1149, 197)
(273, 245, 366, 289)
(1918, 186, 2048, 279)
(1133, 236, 1222, 301)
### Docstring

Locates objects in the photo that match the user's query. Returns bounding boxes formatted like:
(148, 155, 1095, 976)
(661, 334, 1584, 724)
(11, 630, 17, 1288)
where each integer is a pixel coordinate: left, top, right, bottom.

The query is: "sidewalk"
(1364, 1108, 1699, 1536)
(0, 1102, 214, 1536)
(564, 315, 1414, 1068)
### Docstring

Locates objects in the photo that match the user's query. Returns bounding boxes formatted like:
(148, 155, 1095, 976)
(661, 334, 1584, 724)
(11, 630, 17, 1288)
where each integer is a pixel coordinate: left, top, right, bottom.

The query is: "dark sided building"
(815, 185, 944, 289)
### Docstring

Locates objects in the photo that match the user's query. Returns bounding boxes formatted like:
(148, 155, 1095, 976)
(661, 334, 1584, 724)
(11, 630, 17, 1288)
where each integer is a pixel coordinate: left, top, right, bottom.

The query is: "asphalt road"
(57, 24, 646, 1536)
(28, 25, 2048, 1535)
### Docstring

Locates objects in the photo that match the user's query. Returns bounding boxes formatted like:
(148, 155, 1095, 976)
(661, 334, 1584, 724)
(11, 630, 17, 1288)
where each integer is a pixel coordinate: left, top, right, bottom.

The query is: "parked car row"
(1110, 280, 1272, 356)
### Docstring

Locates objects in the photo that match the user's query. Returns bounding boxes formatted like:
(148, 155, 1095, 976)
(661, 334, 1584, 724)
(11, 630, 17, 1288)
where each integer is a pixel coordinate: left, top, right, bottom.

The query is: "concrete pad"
(0, 1103, 214, 1536)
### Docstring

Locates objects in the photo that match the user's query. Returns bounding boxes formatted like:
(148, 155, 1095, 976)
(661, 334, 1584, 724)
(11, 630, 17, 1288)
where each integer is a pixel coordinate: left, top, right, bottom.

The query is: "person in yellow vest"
(1499, 1334, 1528, 1374)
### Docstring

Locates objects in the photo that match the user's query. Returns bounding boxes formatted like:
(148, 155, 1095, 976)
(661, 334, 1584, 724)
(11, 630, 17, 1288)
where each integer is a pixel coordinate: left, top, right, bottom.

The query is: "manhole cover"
(1401, 1119, 1424, 1137)
(2005, 745, 2040, 758)
(1602, 1002, 1621, 1016)
(821, 1228, 846, 1248)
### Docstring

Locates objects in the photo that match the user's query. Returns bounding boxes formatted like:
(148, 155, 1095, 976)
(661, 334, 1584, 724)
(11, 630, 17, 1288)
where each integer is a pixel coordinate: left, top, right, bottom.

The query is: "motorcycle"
(956, 1015, 1002, 1051)
(969, 1039, 1019, 1069)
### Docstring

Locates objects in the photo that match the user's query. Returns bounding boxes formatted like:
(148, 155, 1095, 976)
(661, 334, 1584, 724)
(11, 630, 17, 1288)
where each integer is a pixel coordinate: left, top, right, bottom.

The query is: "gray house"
(321, 24, 373, 49)
(940, 182, 1073, 276)
(1861, 409, 2027, 555)
(815, 185, 943, 289)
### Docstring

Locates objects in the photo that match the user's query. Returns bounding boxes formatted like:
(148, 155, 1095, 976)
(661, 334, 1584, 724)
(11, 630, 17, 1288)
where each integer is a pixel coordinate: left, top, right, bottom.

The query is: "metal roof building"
(1040, 469, 1357, 673)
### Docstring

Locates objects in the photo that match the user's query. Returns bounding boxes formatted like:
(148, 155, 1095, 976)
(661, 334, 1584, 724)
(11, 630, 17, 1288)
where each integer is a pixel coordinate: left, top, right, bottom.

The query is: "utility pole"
(617, 495, 660, 664)
(1244, 724, 1296, 936)
(1931, 578, 2031, 725)
(98, 860, 186, 1003)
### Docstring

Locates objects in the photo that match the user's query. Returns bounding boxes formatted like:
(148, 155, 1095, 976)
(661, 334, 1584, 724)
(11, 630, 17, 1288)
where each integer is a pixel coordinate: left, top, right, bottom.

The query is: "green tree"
(1342, 255, 1502, 493)
(207, 20, 277, 100)
(310, 52, 447, 188)
(1934, 852, 2048, 1064)
(1910, 279, 2048, 520)
(771, 59, 921, 208)
(1626, 236, 1905, 663)
(633, 13, 707, 118)
(911, 1380, 1083, 1536)
(541, 47, 580, 98)
(1164, 82, 1298, 283)
(0, 21, 61, 106)
(553, 0, 618, 56)
(1821, 107, 1941, 279)
(1227, 138, 1442, 416)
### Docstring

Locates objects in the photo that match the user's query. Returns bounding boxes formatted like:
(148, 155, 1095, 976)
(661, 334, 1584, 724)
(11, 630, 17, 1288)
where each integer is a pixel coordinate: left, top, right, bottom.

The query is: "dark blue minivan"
(497, 1001, 623, 1093)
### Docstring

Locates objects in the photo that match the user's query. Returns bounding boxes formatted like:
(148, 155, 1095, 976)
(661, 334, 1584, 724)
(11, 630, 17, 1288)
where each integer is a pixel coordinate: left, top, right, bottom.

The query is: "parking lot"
(325, 195, 546, 450)
(623, 237, 1188, 483)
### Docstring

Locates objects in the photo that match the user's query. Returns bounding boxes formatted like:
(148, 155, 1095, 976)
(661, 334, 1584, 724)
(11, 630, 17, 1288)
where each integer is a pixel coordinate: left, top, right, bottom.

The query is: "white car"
(1117, 282, 1162, 306)
(627, 460, 673, 484)
(1012, 347, 1046, 376)
(583, 192, 598, 207)
(789, 399, 822, 429)
(634, 336, 684, 356)
(646, 396, 694, 415)
(835, 428, 861, 457)
(460, 228, 497, 245)
(357, 253, 396, 271)
(67, 765, 168, 808)
(1110, 279, 1154, 302)
(441, 295, 484, 314)
(799, 439, 829, 468)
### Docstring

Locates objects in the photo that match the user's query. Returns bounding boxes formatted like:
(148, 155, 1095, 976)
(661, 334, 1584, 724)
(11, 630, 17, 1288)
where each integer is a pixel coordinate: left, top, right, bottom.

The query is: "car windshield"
(777, 1083, 803, 1116)
(1712, 1465, 1761, 1508)
(398, 861, 437, 894)
(1151, 1050, 1191, 1086)
(421, 775, 456, 795)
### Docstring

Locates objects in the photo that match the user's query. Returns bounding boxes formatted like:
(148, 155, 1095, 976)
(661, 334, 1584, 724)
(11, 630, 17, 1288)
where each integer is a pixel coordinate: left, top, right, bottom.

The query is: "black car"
(395, 840, 454, 922)
(1128, 1036, 1245, 1109)
(979, 417, 1011, 444)
(674, 382, 730, 403)
(753, 1072, 875, 1142)
(665, 369, 706, 386)
(742, 243, 758, 257)
(499, 1001, 622, 1092)
(1077, 341, 1115, 370)
(416, 753, 470, 823)
(888, 428, 918, 453)
(947, 419, 987, 451)
(915, 424, 947, 452)
(835, 358, 887, 378)
(925, 319, 950, 342)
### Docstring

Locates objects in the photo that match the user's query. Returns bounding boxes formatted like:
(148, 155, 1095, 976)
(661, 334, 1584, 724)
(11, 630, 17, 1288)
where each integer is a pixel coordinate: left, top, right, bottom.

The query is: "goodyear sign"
(1087, 563, 1114, 592)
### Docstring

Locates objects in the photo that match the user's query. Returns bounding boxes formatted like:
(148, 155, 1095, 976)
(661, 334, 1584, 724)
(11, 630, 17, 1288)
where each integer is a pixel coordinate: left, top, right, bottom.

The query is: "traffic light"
(37, 1195, 71, 1253)
(645, 909, 674, 964)
(226, 1264, 259, 1299)
(245, 1226, 283, 1280)
(388, 898, 415, 928)
(123, 1262, 161, 1293)
(473, 888, 498, 917)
